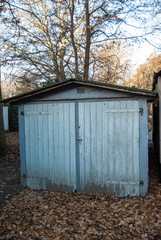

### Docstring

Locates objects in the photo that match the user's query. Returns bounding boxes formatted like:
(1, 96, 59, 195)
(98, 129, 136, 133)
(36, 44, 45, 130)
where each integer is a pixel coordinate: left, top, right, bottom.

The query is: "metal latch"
(21, 111, 24, 116)
(140, 180, 144, 185)
(77, 137, 82, 142)
(139, 108, 143, 115)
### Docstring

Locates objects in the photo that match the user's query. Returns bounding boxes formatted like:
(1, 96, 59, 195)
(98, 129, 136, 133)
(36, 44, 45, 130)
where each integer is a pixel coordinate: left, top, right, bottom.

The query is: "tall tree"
(129, 52, 161, 90)
(0, 0, 7, 157)
(92, 40, 131, 85)
(0, 0, 158, 84)
(0, 66, 6, 157)
(1, 74, 15, 99)
(129, 52, 161, 132)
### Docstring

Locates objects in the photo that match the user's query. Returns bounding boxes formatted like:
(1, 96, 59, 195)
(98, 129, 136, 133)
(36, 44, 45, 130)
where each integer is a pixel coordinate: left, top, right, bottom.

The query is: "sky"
(132, 44, 157, 66)
(131, 35, 161, 74)
(1, 41, 160, 82)
(1, 0, 161, 82)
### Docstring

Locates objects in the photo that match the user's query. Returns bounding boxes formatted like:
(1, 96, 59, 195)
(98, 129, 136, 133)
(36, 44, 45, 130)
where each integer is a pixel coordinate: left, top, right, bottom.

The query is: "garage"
(2, 79, 156, 196)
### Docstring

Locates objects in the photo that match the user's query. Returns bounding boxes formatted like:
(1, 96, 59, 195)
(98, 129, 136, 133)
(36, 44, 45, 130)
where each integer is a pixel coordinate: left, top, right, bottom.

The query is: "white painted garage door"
(78, 101, 140, 196)
(24, 100, 140, 196)
(24, 103, 76, 191)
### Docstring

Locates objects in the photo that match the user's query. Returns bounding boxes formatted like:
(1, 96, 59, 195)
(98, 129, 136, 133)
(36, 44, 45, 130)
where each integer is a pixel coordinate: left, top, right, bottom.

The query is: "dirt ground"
(0, 132, 161, 240)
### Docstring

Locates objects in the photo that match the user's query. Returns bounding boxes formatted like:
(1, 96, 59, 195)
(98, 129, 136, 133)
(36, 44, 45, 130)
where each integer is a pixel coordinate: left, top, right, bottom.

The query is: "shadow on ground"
(0, 132, 23, 213)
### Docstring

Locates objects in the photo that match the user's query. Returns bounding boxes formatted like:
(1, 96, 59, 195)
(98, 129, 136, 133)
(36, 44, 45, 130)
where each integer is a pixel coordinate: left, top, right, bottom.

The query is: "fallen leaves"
(0, 189, 160, 240)
(0, 132, 161, 240)
(0, 132, 22, 211)
(4, 132, 20, 160)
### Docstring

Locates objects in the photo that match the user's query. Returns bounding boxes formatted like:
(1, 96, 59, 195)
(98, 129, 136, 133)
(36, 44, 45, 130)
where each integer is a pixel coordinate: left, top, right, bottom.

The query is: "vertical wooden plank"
(35, 104, 40, 178)
(24, 104, 31, 178)
(113, 101, 118, 183)
(75, 101, 80, 191)
(108, 101, 115, 182)
(18, 104, 27, 186)
(58, 102, 63, 186)
(114, 101, 121, 183)
(64, 103, 69, 186)
(132, 101, 140, 183)
(96, 102, 103, 187)
(90, 102, 97, 189)
(119, 101, 128, 195)
(104, 101, 109, 183)
(79, 102, 85, 188)
(37, 104, 43, 178)
(85, 102, 91, 185)
(33, 104, 38, 177)
(42, 104, 49, 178)
(70, 103, 76, 190)
(35, 104, 39, 178)
(102, 102, 107, 188)
(29, 105, 35, 176)
(52, 103, 57, 184)
(53, 103, 60, 186)
(139, 98, 148, 196)
(126, 101, 133, 183)
(48, 104, 54, 179)
(132, 101, 140, 195)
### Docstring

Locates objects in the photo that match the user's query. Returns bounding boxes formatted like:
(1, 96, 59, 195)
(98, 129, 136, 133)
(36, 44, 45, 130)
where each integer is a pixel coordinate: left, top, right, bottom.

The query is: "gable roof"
(1, 79, 157, 104)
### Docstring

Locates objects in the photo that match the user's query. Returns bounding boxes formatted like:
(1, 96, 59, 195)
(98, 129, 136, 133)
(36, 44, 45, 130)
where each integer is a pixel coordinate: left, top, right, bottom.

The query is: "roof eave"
(76, 81, 157, 98)
(1, 79, 157, 105)
(2, 80, 73, 104)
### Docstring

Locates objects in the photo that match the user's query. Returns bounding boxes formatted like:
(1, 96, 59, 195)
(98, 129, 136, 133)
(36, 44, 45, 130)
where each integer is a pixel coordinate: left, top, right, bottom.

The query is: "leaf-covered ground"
(0, 132, 22, 209)
(0, 132, 161, 240)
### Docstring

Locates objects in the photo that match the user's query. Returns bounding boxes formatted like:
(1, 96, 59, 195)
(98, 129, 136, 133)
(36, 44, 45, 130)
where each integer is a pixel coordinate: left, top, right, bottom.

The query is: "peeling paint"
(19, 98, 148, 197)
(79, 182, 139, 197)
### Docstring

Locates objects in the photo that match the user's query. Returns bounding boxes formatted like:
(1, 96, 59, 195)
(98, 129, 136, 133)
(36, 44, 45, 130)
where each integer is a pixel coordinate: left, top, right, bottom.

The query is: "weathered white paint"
(18, 105, 27, 186)
(36, 86, 133, 101)
(3, 106, 9, 131)
(20, 98, 146, 196)
(24, 103, 76, 191)
(78, 101, 140, 196)
(139, 98, 148, 196)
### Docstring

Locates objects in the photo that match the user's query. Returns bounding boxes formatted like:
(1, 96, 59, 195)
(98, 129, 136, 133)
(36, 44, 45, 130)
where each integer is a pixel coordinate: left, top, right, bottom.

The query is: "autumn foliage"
(0, 133, 161, 239)
(129, 53, 161, 90)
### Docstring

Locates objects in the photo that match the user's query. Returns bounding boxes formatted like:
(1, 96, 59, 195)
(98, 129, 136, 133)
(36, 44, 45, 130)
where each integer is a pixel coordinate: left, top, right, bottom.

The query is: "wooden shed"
(2, 79, 156, 196)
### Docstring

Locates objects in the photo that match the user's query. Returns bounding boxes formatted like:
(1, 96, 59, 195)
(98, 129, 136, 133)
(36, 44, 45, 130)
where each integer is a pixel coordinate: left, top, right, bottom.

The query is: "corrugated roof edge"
(1, 78, 157, 104)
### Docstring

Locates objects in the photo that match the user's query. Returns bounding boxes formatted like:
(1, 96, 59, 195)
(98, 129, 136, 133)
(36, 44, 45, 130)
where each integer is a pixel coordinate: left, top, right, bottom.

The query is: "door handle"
(77, 137, 82, 141)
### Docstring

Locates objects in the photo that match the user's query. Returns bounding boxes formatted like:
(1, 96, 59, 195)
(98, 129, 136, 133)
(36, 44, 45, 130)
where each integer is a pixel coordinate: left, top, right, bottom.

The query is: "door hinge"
(139, 108, 143, 115)
(21, 111, 24, 116)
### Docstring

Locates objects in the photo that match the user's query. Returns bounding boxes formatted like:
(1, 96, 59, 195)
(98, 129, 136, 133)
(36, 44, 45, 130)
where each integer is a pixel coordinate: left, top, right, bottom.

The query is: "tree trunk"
(70, 0, 79, 79)
(0, 81, 6, 157)
(83, 0, 90, 81)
